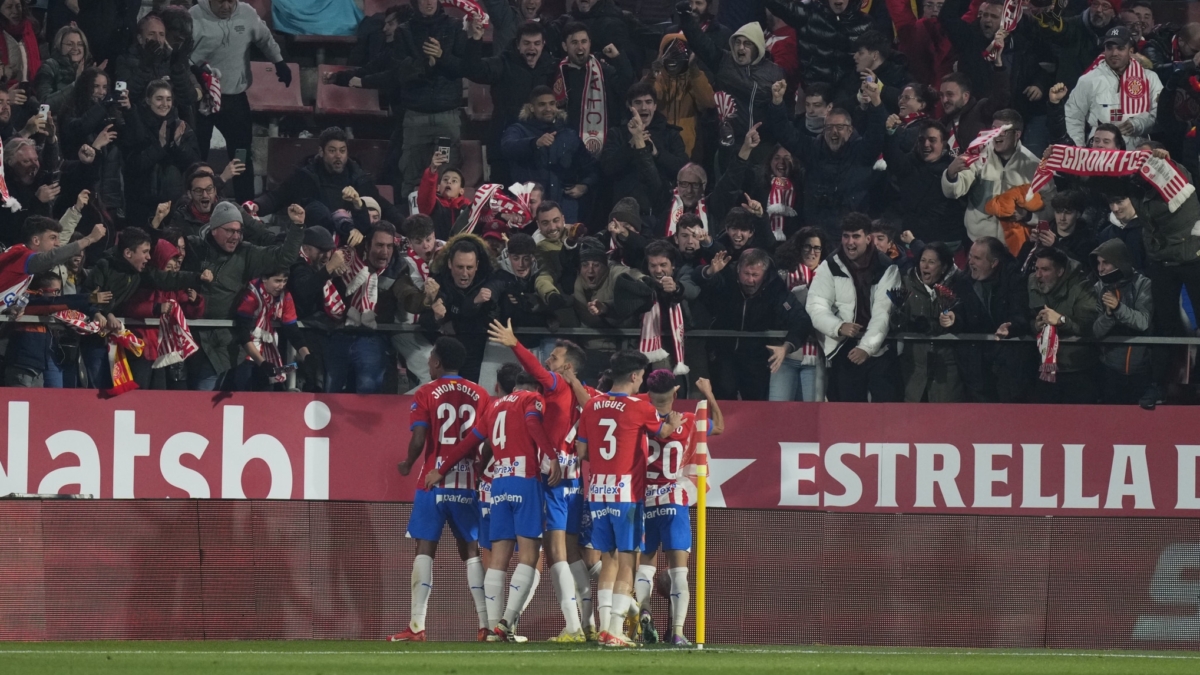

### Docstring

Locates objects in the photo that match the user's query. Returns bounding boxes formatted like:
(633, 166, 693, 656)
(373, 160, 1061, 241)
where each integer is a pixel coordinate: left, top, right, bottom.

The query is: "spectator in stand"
(600, 197, 650, 270)
(893, 242, 965, 402)
(463, 20, 558, 186)
(182, 202, 305, 390)
(762, 5, 800, 91)
(954, 236, 1033, 401)
(5, 273, 68, 388)
(190, 0, 289, 202)
(769, 226, 828, 401)
(884, 83, 938, 154)
(569, 236, 655, 366)
(711, 122, 802, 242)
(116, 13, 197, 128)
(938, 71, 1010, 156)
(392, 215, 442, 390)
(502, 85, 600, 224)
(1064, 25, 1162, 149)
(766, 78, 887, 239)
(763, 0, 872, 106)
(1027, 246, 1101, 403)
(327, 6, 405, 106)
(232, 269, 309, 391)
(0, 136, 97, 246)
(35, 26, 93, 116)
(1098, 181, 1147, 272)
(638, 239, 690, 376)
(287, 225, 344, 393)
(650, 33, 715, 162)
(679, 9, 784, 156)
(807, 212, 901, 402)
(559, 0, 643, 74)
(167, 165, 266, 243)
(694, 246, 811, 401)
(1017, 190, 1099, 270)
(672, 0, 731, 53)
(391, 0, 467, 199)
(531, 200, 576, 310)
(852, 30, 913, 114)
(253, 127, 402, 224)
(942, 109, 1051, 243)
(123, 79, 200, 229)
(870, 219, 919, 274)
(713, 206, 777, 268)
(47, 0, 139, 67)
(600, 82, 689, 224)
(674, 212, 718, 277)
(1033, 0, 1123, 91)
(118, 238, 206, 390)
(0, 83, 38, 141)
(1120, 0, 1154, 48)
(886, 0, 956, 88)
(0, 0, 39, 86)
(1091, 238, 1152, 404)
(491, 231, 548, 354)
(792, 83, 834, 142)
(553, 22, 634, 159)
(417, 147, 469, 241)
(883, 118, 967, 251)
(421, 234, 499, 384)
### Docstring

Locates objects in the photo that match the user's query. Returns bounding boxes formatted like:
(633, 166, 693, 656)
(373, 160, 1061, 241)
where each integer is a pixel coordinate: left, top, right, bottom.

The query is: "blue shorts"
(478, 502, 492, 550)
(587, 501, 643, 553)
(543, 478, 583, 534)
(489, 476, 544, 541)
(643, 504, 692, 553)
(406, 488, 479, 543)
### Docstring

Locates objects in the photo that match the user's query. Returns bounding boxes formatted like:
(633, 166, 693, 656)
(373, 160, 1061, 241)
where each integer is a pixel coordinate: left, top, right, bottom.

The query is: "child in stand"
(417, 147, 469, 241)
(870, 220, 922, 275)
(233, 269, 309, 391)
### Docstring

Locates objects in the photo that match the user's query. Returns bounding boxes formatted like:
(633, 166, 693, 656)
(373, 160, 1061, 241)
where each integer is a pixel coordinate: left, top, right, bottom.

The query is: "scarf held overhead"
(960, 124, 1011, 168)
(554, 55, 606, 156)
(983, 0, 1025, 62)
(1028, 146, 1196, 212)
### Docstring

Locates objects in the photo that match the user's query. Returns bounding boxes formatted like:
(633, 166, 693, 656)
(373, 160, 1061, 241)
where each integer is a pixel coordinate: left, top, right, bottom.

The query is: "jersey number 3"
(598, 418, 618, 460)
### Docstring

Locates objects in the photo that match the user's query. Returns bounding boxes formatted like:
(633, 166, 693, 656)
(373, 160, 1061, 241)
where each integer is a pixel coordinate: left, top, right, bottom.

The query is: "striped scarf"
(245, 280, 286, 382)
(784, 265, 820, 366)
(53, 310, 144, 395)
(767, 177, 795, 242)
(299, 248, 346, 320)
(153, 300, 198, 368)
(640, 296, 689, 375)
(666, 192, 706, 237)
(1028, 146, 1196, 213)
(340, 248, 382, 328)
(1083, 53, 1153, 118)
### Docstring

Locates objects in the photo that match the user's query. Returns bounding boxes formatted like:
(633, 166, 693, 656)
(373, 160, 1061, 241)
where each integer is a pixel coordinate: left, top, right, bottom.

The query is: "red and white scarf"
(666, 192, 707, 237)
(767, 177, 795, 242)
(0, 139, 21, 212)
(554, 54, 606, 156)
(640, 299, 688, 375)
(462, 183, 501, 235)
(245, 280, 287, 382)
(714, 91, 738, 126)
(198, 63, 221, 115)
(784, 265, 820, 366)
(153, 300, 198, 368)
(53, 310, 144, 395)
(960, 124, 1011, 168)
(983, 0, 1024, 62)
(1028, 146, 1196, 212)
(1037, 324, 1059, 383)
(299, 248, 347, 320)
(406, 248, 430, 282)
(1084, 53, 1152, 118)
(441, 0, 490, 26)
(340, 248, 382, 328)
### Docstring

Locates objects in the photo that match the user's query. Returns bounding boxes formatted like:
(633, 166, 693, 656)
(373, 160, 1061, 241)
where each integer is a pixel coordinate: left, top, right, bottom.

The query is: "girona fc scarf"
(554, 55, 606, 156)
(0, 140, 21, 212)
(1037, 324, 1059, 383)
(440, 0, 490, 27)
(666, 192, 707, 237)
(1028, 146, 1196, 212)
(153, 300, 198, 368)
(340, 248, 382, 328)
(767, 177, 796, 242)
(983, 0, 1024, 62)
(462, 183, 502, 235)
(1085, 54, 1152, 117)
(960, 124, 1011, 168)
(784, 265, 820, 366)
(245, 280, 286, 382)
(463, 184, 532, 235)
(298, 248, 346, 320)
(53, 310, 144, 395)
(640, 299, 689, 375)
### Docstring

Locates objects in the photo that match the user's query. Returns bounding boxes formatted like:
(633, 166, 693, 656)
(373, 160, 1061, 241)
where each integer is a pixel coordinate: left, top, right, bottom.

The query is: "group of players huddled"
(389, 319, 724, 647)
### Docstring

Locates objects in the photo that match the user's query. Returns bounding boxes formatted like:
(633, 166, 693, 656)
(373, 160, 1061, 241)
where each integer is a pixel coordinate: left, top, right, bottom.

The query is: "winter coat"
(941, 142, 1053, 242)
(693, 257, 812, 360)
(559, 0, 643, 73)
(1032, 8, 1121, 90)
(1090, 238, 1152, 375)
(1136, 163, 1200, 266)
(600, 112, 689, 221)
(420, 234, 499, 352)
(492, 256, 549, 349)
(555, 53, 634, 139)
(1064, 60, 1163, 148)
(190, 0, 283, 96)
(416, 168, 471, 242)
(117, 239, 207, 362)
(1097, 214, 1147, 272)
(768, 100, 887, 238)
(680, 14, 786, 144)
(1027, 259, 1100, 373)
(80, 250, 203, 315)
(501, 111, 601, 204)
(571, 261, 655, 331)
(1016, 225, 1100, 271)
(33, 53, 80, 115)
(462, 36, 558, 148)
(883, 134, 968, 245)
(764, 0, 872, 97)
(253, 155, 401, 223)
(939, 64, 1011, 153)
(653, 34, 716, 159)
(182, 224, 304, 373)
(894, 266, 964, 402)
(885, 0, 958, 87)
(807, 248, 900, 359)
(122, 104, 201, 225)
(114, 41, 198, 122)
(390, 5, 467, 114)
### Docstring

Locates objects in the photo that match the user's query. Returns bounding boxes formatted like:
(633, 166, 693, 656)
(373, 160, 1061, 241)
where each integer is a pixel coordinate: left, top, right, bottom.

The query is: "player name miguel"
(592, 399, 627, 412)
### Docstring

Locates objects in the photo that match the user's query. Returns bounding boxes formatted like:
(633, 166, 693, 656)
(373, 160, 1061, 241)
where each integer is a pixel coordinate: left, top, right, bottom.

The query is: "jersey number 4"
(491, 410, 508, 450)
(437, 403, 477, 446)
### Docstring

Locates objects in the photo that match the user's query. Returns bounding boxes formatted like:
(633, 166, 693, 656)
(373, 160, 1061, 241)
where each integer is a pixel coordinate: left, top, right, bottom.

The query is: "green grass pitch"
(2, 641, 1198, 675)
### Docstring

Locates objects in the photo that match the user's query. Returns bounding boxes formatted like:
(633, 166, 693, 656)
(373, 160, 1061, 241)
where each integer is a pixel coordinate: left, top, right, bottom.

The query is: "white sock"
(596, 588, 613, 635)
(503, 564, 537, 626)
(551, 561, 582, 634)
(608, 593, 632, 637)
(569, 560, 595, 630)
(483, 568, 505, 629)
(521, 568, 541, 615)
(634, 564, 656, 613)
(409, 554, 433, 632)
(466, 557, 488, 629)
(669, 567, 689, 635)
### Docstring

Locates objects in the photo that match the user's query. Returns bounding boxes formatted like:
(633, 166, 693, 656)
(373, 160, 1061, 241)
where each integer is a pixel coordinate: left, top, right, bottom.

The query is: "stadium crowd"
(2, 0, 1200, 408)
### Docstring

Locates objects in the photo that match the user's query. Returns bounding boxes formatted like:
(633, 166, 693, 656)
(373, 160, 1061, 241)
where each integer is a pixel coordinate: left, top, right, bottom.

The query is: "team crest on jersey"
(535, 400, 543, 412)
(410, 402, 418, 411)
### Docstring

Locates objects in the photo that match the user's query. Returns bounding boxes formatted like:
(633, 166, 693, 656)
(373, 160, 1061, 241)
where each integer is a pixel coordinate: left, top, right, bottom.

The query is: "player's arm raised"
(694, 377, 725, 436)
(490, 319, 557, 390)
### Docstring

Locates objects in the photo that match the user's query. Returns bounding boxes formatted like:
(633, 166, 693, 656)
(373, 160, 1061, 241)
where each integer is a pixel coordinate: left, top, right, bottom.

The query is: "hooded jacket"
(1136, 163, 1200, 265)
(652, 33, 716, 159)
(390, 4, 466, 114)
(252, 155, 401, 223)
(1091, 238, 1152, 375)
(117, 239, 207, 362)
(599, 111, 689, 220)
(189, 0, 283, 96)
(807, 248, 900, 359)
(1027, 258, 1100, 373)
(680, 14, 786, 144)
(763, 0, 872, 96)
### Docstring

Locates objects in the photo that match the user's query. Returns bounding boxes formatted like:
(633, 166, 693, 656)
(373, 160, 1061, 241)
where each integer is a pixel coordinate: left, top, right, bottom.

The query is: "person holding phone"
(115, 13, 198, 128)
(122, 78, 200, 229)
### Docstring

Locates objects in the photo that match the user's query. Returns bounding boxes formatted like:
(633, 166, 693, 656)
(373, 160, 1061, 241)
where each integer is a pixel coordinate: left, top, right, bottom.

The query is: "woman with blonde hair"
(36, 25, 94, 113)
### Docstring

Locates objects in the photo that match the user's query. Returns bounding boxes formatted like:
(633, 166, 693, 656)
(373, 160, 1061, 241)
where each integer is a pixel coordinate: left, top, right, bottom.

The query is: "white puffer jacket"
(806, 249, 899, 361)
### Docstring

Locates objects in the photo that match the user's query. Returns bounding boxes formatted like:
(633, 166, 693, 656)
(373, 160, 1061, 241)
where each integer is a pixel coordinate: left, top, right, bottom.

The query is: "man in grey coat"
(1091, 238, 1153, 405)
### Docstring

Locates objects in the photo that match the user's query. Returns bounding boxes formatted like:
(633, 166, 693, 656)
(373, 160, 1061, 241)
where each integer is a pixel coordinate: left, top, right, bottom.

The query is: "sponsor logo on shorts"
(644, 506, 679, 519)
(590, 506, 624, 519)
(435, 493, 475, 505)
(493, 493, 524, 504)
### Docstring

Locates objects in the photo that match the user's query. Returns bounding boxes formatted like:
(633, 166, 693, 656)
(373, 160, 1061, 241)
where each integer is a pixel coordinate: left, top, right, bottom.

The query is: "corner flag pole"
(693, 399, 709, 650)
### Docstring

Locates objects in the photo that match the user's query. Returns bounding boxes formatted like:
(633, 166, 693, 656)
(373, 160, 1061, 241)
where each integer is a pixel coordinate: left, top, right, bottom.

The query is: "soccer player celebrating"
(488, 319, 599, 641)
(437, 362, 562, 640)
(391, 337, 491, 642)
(576, 350, 679, 648)
(636, 371, 724, 646)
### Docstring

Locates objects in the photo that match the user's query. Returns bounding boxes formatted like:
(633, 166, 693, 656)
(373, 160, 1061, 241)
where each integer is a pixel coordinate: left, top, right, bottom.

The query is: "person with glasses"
(769, 227, 828, 401)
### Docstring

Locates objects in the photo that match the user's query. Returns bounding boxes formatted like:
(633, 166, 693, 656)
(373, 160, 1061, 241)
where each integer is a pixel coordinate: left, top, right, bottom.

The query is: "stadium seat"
(247, 62, 312, 116)
(466, 82, 493, 123)
(316, 65, 388, 118)
(460, 140, 483, 188)
(348, 140, 390, 178)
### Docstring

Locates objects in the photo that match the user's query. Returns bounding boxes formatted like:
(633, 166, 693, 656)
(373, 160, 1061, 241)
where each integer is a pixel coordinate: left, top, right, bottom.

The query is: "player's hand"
(546, 458, 563, 487)
(694, 377, 712, 397)
(423, 469, 443, 490)
(488, 319, 519, 347)
(665, 410, 682, 432)
(847, 347, 869, 365)
(398, 460, 413, 476)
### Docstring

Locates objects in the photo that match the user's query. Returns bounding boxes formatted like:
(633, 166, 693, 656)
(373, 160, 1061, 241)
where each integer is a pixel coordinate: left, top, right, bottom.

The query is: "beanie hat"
(608, 197, 643, 230)
(202, 201, 243, 238)
(578, 236, 609, 264)
(361, 195, 381, 214)
(303, 225, 335, 251)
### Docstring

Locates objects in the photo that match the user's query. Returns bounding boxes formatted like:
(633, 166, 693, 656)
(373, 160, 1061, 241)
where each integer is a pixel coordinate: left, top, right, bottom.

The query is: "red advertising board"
(2, 390, 1200, 517)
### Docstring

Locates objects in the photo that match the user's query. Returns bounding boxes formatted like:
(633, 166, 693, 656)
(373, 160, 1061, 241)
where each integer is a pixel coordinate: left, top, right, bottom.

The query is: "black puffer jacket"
(391, 6, 465, 114)
(882, 132, 967, 245)
(560, 0, 643, 73)
(764, 0, 872, 93)
(462, 37, 558, 148)
(600, 112, 689, 221)
(114, 41, 197, 123)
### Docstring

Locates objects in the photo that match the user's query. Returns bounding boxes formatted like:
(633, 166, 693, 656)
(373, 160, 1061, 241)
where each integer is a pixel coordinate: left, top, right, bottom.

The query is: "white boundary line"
(0, 648, 1198, 659)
